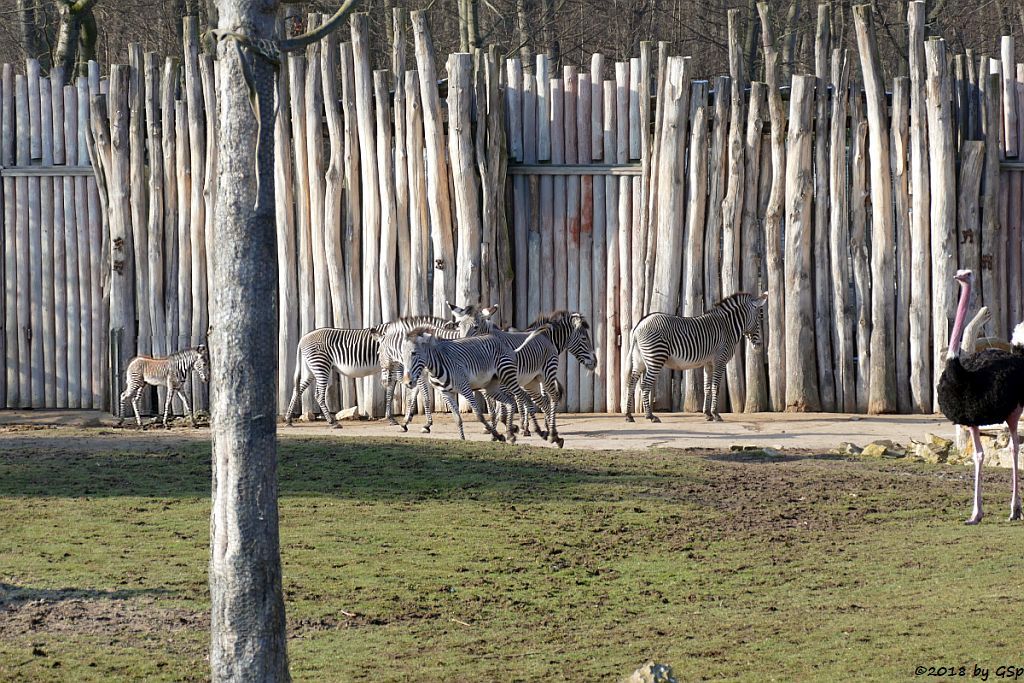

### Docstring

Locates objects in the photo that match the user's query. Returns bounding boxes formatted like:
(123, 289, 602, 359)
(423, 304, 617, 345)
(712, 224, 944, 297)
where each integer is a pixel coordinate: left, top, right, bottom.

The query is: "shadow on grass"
(0, 582, 173, 608)
(0, 436, 655, 501)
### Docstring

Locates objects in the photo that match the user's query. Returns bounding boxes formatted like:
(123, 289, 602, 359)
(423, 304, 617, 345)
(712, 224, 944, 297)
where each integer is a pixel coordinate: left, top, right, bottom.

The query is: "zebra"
(116, 345, 210, 429)
(378, 304, 485, 432)
(625, 291, 768, 423)
(284, 309, 482, 427)
(476, 307, 599, 448)
(400, 326, 540, 442)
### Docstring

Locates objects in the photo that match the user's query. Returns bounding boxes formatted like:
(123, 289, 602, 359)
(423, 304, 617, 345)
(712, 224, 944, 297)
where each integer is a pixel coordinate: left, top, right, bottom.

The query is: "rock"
(335, 406, 360, 421)
(624, 662, 678, 683)
(833, 442, 862, 456)
(861, 440, 906, 459)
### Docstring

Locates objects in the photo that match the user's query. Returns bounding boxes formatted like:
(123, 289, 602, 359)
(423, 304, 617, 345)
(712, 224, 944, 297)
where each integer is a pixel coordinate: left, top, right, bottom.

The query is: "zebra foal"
(625, 292, 767, 423)
(116, 345, 210, 429)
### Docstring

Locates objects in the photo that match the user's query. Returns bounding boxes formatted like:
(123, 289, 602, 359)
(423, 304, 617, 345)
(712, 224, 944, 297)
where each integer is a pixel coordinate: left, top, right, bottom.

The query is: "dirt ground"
(0, 408, 952, 453)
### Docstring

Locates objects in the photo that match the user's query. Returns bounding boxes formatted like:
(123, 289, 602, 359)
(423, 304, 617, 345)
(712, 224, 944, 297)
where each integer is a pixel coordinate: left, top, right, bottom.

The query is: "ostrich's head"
(954, 269, 974, 286)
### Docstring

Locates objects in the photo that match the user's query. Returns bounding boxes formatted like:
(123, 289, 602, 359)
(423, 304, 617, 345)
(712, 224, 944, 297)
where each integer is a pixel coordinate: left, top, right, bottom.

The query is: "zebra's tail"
(625, 330, 638, 382)
(514, 324, 553, 353)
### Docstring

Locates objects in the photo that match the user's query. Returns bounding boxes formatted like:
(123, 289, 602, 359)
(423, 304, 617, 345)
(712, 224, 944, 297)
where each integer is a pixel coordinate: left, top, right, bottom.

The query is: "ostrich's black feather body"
(937, 349, 1024, 426)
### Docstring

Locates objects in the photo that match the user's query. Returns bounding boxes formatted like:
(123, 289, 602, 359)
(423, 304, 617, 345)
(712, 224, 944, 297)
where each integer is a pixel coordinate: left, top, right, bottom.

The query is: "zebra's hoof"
(387, 418, 399, 426)
(624, 415, 635, 423)
(285, 419, 293, 427)
(491, 433, 505, 443)
(553, 437, 564, 449)
(522, 429, 531, 437)
(647, 415, 661, 424)
(537, 431, 548, 440)
(713, 414, 723, 423)
(704, 414, 714, 422)
(420, 426, 431, 434)
(400, 424, 408, 433)
(330, 422, 342, 430)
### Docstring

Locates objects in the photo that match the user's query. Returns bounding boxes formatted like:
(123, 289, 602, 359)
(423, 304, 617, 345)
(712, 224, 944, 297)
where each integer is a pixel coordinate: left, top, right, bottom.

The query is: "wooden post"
(617, 61, 636, 412)
(352, 14, 380, 330)
(489, 48, 512, 329)
(375, 70, 399, 324)
(161, 58, 180, 363)
(128, 44, 151, 366)
(27, 68, 44, 406)
(853, 4, 897, 414)
(393, 9, 410, 317)
(1013, 65, 1024, 325)
(50, 73, 67, 408)
(536, 54, 550, 161)
(829, 49, 855, 413)
(305, 21, 331, 331)
(175, 100, 192, 368)
(958, 140, 985, 300)
(907, 1, 931, 412)
(144, 52, 166, 379)
(742, 82, 767, 413)
(322, 28, 348, 333)
(411, 11, 456, 315)
(783, 75, 820, 412)
(644, 45, 665, 311)
(524, 73, 540, 323)
(15, 76, 30, 405)
(61, 84, 79, 409)
(722, 10, 747, 412)
(757, 2, 786, 410)
(590, 74, 608, 413)
(576, 70, 594, 412)
(86, 68, 105, 408)
(508, 59, 528, 327)
(705, 75, 729, 310)
(406, 70, 430, 318)
(275, 52, 299, 414)
(39, 76, 55, 406)
(637, 42, 653, 316)
(2, 65, 16, 407)
(604, 80, 620, 412)
(627, 57, 644, 332)
(448, 53, 481, 310)
(557, 71, 576, 410)
(891, 77, 912, 413)
(287, 54, 313, 416)
(850, 85, 870, 412)
(683, 81, 710, 413)
(184, 17, 207, 361)
(812, 4, 834, 412)
(1002, 36, 1018, 158)
(981, 70, 1004, 340)
(925, 39, 957, 406)
(200, 54, 218, 338)
(339, 42, 362, 335)
(538, 65, 555, 315)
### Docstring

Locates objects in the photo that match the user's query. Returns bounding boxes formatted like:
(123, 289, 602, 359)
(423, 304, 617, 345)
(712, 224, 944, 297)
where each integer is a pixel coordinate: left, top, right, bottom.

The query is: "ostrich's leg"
(1008, 407, 1022, 521)
(967, 425, 985, 525)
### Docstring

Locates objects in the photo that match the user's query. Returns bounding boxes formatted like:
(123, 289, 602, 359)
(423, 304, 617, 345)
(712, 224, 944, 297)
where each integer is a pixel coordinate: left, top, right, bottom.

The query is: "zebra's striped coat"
(116, 345, 210, 429)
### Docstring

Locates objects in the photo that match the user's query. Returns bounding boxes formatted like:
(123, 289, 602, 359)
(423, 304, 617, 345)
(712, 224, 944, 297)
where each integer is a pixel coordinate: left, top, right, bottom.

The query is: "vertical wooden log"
(722, 10, 747, 412)
(604, 80, 620, 413)
(637, 42, 654, 314)
(981, 70, 1005, 340)
(958, 141, 985, 301)
(705, 75, 730, 310)
(1002, 36, 1018, 158)
(2, 65, 16, 407)
(448, 54, 480, 310)
(352, 14, 380, 334)
(144, 53, 166, 373)
(523, 73, 540, 324)
(591, 53, 606, 161)
(644, 44, 666, 311)
(51, 74, 67, 408)
(287, 55, 313, 416)
(87, 68, 105, 408)
(758, 2, 786, 410)
(183, 17, 207, 360)
(27, 60, 41, 161)
(15, 76, 30, 405)
(829, 50, 855, 413)
(26, 73, 44, 406)
(650, 58, 691, 316)
(507, 59, 528, 327)
(907, 1, 931, 412)
(39, 76, 55, 406)
(536, 54, 551, 162)
(538, 70, 556, 315)
(489, 48, 512, 327)
(103, 67, 136, 410)
(925, 39, 957, 405)
(375, 70, 399, 323)
(393, 9, 410, 317)
(339, 42, 362, 334)
(576, 71, 594, 412)
(557, 68, 572, 320)
(850, 86, 871, 412)
(411, 11, 456, 315)
(507, 59, 524, 163)
(742, 82, 767, 413)
(1013, 65, 1024, 325)
(555, 72, 575, 410)
(627, 57, 644, 332)
(683, 80, 710, 413)
(322, 28, 348, 332)
(891, 77, 912, 413)
(275, 53, 299, 414)
(128, 44, 151, 365)
(811, 4, 834, 412)
(407, 71, 430, 317)
(200, 55, 218, 335)
(306, 21, 330, 331)
(783, 75, 820, 412)
(161, 59, 179, 361)
(617, 62, 636, 412)
(853, 4, 897, 414)
(61, 84, 79, 409)
(175, 100, 192, 361)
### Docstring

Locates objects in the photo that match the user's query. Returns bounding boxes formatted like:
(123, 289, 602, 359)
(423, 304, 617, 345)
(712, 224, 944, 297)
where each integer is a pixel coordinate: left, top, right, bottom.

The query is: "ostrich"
(937, 269, 1024, 524)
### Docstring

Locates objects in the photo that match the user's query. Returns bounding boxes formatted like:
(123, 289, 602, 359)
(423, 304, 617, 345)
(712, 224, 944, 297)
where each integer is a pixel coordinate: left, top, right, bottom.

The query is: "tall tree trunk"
(55, 0, 99, 86)
(17, 0, 41, 61)
(783, 0, 801, 77)
(78, 8, 98, 76)
(516, 0, 532, 69)
(208, 0, 287, 679)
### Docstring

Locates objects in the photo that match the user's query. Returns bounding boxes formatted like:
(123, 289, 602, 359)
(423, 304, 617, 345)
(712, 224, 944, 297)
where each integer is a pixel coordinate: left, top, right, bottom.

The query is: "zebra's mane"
(405, 325, 439, 343)
(709, 292, 756, 312)
(528, 310, 588, 330)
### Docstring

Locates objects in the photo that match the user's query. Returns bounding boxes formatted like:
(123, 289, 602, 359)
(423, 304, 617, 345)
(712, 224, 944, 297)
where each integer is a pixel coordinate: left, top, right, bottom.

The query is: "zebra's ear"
(756, 292, 768, 307)
(197, 344, 207, 354)
(481, 305, 499, 318)
(447, 301, 471, 317)
(570, 312, 585, 327)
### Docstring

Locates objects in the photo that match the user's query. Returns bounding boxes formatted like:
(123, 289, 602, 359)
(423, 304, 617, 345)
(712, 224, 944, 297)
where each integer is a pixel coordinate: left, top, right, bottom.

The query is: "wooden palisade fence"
(1, 3, 1023, 417)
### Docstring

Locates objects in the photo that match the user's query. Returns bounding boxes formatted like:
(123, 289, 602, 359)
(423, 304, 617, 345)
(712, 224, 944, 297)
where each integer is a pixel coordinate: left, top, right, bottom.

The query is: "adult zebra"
(474, 307, 598, 447)
(625, 292, 768, 423)
(284, 308, 482, 427)
(116, 345, 210, 429)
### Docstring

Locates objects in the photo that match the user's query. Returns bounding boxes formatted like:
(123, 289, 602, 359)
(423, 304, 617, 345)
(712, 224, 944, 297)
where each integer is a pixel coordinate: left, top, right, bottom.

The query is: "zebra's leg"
(624, 364, 642, 423)
(538, 374, 562, 447)
(131, 387, 145, 430)
(117, 384, 134, 427)
(382, 369, 396, 425)
(702, 363, 715, 420)
(176, 390, 196, 428)
(482, 393, 498, 434)
(461, 382, 506, 442)
(314, 380, 339, 428)
(440, 390, 466, 440)
(285, 372, 313, 427)
(524, 387, 547, 438)
(162, 380, 176, 428)
(709, 360, 725, 422)
(639, 359, 665, 423)
(398, 380, 417, 433)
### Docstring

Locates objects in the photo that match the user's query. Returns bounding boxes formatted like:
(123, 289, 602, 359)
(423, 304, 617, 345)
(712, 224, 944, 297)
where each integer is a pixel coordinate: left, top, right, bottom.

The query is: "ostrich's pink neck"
(947, 280, 972, 360)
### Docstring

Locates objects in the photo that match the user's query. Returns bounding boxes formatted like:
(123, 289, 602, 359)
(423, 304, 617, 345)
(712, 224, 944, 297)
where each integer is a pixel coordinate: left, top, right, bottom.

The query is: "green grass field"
(1, 426, 1021, 681)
